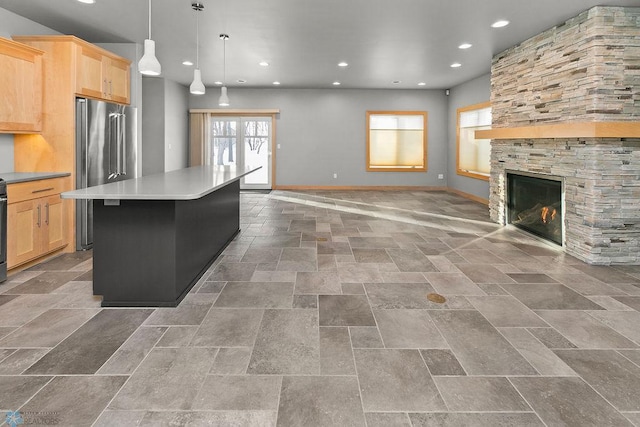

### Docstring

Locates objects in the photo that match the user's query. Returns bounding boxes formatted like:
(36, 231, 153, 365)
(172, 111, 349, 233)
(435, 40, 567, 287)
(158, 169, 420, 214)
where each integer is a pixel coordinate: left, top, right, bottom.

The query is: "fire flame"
(541, 206, 557, 224)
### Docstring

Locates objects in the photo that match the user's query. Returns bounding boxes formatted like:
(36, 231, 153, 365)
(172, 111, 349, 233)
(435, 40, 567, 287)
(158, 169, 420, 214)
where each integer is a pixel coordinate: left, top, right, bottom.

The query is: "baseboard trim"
(273, 185, 447, 191)
(272, 185, 489, 205)
(446, 188, 489, 205)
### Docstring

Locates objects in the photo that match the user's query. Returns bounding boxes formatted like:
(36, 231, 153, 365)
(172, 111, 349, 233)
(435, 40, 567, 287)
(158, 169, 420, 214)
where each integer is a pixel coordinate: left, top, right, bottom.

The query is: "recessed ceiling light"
(418, 82, 426, 86)
(77, 0, 95, 3)
(214, 81, 223, 85)
(450, 63, 462, 68)
(273, 81, 280, 85)
(259, 61, 269, 67)
(182, 60, 193, 66)
(237, 79, 247, 83)
(458, 43, 472, 49)
(491, 20, 509, 28)
(332, 81, 341, 86)
(392, 80, 401, 84)
(338, 62, 348, 67)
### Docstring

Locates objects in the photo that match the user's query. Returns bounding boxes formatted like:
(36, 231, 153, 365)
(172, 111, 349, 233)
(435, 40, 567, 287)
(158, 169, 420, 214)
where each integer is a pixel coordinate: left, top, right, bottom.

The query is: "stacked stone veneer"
(489, 7, 640, 265)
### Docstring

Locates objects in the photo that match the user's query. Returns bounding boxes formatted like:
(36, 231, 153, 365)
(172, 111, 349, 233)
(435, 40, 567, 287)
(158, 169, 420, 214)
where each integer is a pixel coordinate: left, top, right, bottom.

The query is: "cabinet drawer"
(8, 178, 64, 204)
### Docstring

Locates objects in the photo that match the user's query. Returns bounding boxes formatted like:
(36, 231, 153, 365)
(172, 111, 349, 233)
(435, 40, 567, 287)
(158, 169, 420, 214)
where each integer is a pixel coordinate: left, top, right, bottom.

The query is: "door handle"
(108, 113, 118, 179)
(45, 203, 49, 225)
(31, 187, 54, 194)
(36, 204, 41, 228)
(115, 113, 122, 177)
(120, 114, 127, 176)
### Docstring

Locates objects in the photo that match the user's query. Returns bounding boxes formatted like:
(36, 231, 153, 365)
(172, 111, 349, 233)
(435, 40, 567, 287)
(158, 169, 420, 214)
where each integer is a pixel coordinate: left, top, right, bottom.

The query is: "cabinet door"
(42, 195, 67, 253)
(106, 57, 130, 104)
(7, 199, 40, 268)
(76, 45, 106, 99)
(0, 38, 43, 133)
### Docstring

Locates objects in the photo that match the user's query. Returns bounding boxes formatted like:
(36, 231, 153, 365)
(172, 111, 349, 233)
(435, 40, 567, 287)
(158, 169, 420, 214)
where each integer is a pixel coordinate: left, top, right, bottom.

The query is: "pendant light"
(219, 34, 230, 106)
(190, 2, 205, 95)
(138, 0, 161, 76)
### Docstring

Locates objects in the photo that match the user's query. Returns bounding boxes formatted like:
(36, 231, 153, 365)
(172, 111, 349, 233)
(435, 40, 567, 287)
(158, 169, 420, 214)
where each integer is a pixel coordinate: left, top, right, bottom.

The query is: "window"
(366, 111, 427, 172)
(210, 117, 237, 166)
(457, 101, 491, 180)
(209, 115, 274, 189)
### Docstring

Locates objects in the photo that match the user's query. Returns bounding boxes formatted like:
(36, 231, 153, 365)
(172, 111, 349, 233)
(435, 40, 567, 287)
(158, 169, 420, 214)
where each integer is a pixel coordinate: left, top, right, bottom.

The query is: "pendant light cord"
(223, 36, 226, 84)
(196, 9, 199, 68)
(148, 0, 152, 39)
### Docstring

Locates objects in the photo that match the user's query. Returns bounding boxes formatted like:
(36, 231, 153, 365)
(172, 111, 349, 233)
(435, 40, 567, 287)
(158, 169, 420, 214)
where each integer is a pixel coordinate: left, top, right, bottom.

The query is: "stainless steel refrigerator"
(75, 98, 138, 250)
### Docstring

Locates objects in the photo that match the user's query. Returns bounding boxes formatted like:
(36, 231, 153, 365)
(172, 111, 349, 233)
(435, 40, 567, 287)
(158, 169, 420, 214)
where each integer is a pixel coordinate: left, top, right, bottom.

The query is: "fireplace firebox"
(507, 173, 563, 245)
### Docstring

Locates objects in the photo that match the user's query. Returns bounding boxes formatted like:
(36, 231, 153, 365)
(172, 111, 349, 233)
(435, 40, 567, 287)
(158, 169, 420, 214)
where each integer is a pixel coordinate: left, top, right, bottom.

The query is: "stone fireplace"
(482, 6, 640, 265)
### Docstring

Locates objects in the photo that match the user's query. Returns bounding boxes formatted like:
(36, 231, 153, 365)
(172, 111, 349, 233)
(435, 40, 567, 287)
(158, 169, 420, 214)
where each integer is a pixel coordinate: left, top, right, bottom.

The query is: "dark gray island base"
(61, 166, 259, 307)
(94, 180, 239, 306)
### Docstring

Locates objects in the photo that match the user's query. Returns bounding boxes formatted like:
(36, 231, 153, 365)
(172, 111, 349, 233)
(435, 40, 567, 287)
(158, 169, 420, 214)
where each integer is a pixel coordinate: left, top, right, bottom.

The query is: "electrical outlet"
(438, 174, 444, 179)
(333, 173, 338, 179)
(277, 144, 281, 149)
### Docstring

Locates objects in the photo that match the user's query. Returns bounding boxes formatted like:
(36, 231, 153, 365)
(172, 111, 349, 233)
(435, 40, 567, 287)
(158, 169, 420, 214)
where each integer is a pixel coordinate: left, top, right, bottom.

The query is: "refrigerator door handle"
(108, 113, 118, 179)
(120, 114, 127, 177)
(80, 100, 89, 190)
(116, 113, 121, 177)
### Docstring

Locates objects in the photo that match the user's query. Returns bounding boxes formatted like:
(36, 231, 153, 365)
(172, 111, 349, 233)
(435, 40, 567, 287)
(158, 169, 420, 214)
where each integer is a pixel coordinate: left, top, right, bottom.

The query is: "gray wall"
(142, 77, 189, 175)
(446, 73, 491, 200)
(189, 88, 448, 187)
(0, 7, 61, 173)
(142, 78, 165, 175)
(164, 80, 189, 172)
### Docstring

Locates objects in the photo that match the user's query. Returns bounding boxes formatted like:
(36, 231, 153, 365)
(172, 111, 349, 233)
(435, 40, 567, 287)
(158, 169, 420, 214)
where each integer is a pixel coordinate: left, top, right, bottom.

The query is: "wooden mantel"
(476, 122, 640, 140)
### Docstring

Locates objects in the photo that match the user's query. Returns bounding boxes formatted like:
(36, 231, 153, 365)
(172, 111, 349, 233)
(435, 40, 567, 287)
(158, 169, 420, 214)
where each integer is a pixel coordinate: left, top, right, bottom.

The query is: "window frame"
(366, 110, 428, 172)
(456, 101, 491, 181)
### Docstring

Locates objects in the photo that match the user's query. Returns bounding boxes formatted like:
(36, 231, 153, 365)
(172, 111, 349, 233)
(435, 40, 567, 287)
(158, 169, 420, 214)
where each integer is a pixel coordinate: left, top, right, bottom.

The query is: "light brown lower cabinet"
(7, 179, 68, 269)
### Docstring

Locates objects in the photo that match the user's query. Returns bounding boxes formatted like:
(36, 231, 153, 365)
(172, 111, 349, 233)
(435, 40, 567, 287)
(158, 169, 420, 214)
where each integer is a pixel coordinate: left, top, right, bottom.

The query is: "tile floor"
(1, 190, 640, 426)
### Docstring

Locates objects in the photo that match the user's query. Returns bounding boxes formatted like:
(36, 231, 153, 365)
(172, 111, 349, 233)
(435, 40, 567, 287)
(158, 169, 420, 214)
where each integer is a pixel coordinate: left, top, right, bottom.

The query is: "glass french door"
(209, 116, 272, 189)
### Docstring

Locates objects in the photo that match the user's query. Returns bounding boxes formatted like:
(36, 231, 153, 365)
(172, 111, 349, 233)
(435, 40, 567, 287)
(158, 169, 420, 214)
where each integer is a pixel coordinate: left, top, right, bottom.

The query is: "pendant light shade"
(219, 34, 230, 107)
(218, 86, 230, 106)
(190, 69, 205, 95)
(139, 39, 161, 76)
(190, 2, 205, 95)
(139, 0, 161, 76)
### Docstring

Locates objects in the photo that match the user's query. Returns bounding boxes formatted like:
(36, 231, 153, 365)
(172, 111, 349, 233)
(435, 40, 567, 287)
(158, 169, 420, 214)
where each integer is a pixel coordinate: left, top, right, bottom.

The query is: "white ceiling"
(1, 0, 638, 89)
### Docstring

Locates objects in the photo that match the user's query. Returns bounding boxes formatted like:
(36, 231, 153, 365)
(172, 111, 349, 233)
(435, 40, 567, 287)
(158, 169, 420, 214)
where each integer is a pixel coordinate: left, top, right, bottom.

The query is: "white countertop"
(0, 172, 71, 184)
(61, 165, 261, 200)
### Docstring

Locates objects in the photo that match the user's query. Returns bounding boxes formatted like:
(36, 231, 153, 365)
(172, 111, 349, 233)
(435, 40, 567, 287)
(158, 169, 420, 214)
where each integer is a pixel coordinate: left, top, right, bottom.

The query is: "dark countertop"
(0, 172, 71, 184)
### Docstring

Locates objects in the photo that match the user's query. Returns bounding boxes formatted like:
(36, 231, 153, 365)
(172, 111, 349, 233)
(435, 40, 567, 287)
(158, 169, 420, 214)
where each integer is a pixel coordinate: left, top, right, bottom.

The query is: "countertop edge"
(0, 172, 71, 184)
(60, 166, 260, 200)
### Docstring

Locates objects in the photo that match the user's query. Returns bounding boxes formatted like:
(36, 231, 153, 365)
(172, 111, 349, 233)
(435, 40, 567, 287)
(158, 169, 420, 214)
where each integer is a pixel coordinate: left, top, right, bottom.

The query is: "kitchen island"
(61, 165, 259, 307)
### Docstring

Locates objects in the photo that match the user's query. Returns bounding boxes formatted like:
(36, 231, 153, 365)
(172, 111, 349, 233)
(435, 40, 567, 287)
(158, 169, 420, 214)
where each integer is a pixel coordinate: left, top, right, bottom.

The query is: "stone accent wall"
(490, 138, 640, 264)
(489, 7, 640, 264)
(491, 7, 640, 127)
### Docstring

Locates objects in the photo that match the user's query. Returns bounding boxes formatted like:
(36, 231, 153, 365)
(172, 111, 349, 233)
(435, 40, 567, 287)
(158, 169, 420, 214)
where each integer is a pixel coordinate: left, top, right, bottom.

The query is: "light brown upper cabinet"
(13, 35, 131, 105)
(0, 37, 43, 133)
(76, 43, 130, 104)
